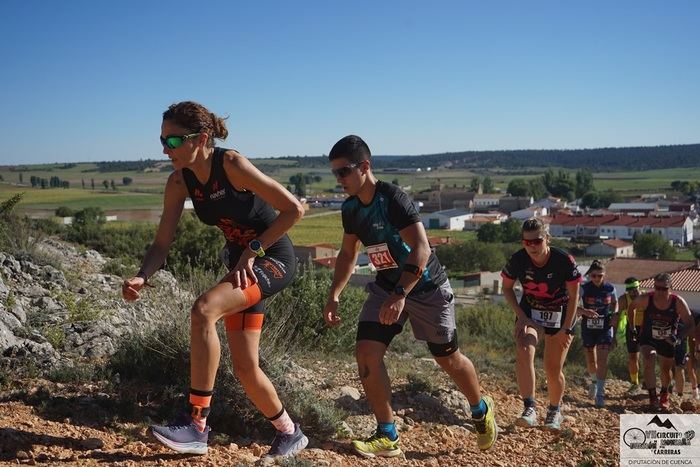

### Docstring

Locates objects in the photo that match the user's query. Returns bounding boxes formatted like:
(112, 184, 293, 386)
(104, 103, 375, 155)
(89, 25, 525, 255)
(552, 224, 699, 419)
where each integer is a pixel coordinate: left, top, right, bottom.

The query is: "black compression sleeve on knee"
(427, 331, 459, 357)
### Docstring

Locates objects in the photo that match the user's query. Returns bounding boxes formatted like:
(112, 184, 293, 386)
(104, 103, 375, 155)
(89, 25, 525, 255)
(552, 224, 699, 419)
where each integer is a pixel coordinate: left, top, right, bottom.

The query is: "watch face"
(394, 286, 406, 296)
(250, 240, 261, 251)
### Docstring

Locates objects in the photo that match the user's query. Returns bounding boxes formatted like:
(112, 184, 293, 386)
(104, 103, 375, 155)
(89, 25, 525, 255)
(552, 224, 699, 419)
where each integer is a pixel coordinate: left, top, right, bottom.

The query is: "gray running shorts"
(359, 280, 456, 344)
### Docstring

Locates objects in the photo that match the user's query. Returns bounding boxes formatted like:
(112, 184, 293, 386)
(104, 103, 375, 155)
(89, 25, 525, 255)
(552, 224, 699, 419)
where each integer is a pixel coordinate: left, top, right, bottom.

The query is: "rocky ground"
(1, 239, 698, 466)
(1, 366, 698, 466)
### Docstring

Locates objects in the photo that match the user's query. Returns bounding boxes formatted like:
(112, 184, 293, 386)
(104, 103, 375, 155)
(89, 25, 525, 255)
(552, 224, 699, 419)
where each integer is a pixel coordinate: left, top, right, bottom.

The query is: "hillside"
(1, 238, 698, 466)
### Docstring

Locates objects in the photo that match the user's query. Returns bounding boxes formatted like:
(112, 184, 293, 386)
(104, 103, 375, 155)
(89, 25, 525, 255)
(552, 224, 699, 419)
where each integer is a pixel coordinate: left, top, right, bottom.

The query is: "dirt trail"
(2, 376, 695, 466)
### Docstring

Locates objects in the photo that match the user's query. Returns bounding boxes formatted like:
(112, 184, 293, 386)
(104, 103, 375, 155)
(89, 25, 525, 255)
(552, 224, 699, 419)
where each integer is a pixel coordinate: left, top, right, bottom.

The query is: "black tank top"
(641, 292, 680, 342)
(181, 147, 292, 259)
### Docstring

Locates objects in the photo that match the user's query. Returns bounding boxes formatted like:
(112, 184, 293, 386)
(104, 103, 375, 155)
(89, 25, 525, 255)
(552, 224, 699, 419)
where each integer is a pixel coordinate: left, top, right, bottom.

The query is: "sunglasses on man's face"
(331, 163, 359, 178)
(590, 273, 604, 278)
(654, 285, 670, 291)
(160, 133, 200, 149)
(522, 237, 545, 247)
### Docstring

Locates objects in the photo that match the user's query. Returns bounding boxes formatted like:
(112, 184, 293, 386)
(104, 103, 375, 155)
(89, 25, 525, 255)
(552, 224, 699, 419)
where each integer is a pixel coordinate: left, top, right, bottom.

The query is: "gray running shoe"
(543, 409, 564, 431)
(265, 423, 309, 458)
(515, 406, 537, 428)
(587, 382, 596, 399)
(151, 417, 210, 455)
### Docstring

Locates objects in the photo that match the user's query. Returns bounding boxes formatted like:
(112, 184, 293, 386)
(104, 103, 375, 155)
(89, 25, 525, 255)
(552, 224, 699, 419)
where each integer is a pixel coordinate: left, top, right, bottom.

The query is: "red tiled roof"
(428, 236, 452, 246)
(550, 214, 689, 228)
(639, 266, 700, 292)
(604, 258, 696, 284)
(602, 239, 633, 248)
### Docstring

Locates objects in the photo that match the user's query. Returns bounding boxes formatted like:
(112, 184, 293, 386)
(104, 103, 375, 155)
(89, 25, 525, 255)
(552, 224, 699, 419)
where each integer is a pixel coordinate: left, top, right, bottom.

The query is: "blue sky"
(1, 0, 698, 165)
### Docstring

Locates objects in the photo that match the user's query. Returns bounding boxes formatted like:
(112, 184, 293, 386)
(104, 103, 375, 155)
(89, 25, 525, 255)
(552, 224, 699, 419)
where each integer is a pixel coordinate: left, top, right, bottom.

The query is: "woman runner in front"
(122, 101, 307, 458)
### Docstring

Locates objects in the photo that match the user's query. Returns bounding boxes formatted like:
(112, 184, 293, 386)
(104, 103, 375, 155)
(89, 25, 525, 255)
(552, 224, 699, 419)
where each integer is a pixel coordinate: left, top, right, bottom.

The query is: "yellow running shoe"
(472, 395, 498, 451)
(352, 431, 402, 458)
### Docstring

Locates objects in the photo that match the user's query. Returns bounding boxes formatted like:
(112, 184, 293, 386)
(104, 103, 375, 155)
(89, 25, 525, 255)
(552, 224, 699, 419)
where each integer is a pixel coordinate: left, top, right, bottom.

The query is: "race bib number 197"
(366, 243, 398, 270)
(531, 309, 563, 328)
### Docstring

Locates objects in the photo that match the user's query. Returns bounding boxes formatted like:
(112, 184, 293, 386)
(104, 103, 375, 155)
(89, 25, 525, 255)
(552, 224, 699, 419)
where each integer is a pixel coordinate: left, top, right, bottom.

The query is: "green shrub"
(0, 193, 46, 257)
(264, 264, 365, 353)
(5, 291, 15, 308)
(58, 291, 103, 322)
(456, 302, 514, 352)
(102, 256, 140, 278)
(47, 362, 100, 384)
(166, 212, 225, 278)
(43, 325, 66, 350)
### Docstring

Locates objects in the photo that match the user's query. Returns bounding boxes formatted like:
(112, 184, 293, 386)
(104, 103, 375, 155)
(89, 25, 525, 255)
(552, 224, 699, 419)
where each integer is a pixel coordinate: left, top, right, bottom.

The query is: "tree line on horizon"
(3, 143, 699, 173)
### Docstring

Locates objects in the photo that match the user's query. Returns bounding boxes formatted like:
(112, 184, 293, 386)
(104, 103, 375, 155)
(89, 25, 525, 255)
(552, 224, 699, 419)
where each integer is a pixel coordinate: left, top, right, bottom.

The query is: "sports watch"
(564, 327, 576, 335)
(248, 239, 265, 258)
(393, 285, 406, 297)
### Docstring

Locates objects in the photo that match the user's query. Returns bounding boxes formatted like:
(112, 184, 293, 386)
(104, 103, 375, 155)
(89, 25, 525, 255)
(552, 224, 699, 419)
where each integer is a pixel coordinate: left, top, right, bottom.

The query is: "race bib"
(586, 318, 604, 330)
(651, 321, 672, 340)
(366, 243, 398, 271)
(531, 308, 563, 328)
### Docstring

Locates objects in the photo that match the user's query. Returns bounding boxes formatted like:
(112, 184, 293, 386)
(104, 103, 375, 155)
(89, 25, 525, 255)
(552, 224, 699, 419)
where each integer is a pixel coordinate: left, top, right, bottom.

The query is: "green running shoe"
(472, 395, 498, 451)
(352, 431, 402, 458)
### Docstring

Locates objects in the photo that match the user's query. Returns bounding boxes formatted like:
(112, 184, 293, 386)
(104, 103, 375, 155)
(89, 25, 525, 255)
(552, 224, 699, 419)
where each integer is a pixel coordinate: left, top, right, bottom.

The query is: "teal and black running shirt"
(341, 180, 447, 295)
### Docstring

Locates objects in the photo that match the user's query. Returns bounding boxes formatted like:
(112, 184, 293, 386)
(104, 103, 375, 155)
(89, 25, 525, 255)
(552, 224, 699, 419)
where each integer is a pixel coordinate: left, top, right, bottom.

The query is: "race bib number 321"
(366, 243, 398, 270)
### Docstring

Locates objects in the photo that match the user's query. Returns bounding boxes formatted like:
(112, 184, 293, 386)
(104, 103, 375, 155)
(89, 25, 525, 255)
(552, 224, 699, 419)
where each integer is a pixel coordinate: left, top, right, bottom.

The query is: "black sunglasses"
(331, 163, 359, 178)
(522, 237, 545, 246)
(654, 286, 670, 291)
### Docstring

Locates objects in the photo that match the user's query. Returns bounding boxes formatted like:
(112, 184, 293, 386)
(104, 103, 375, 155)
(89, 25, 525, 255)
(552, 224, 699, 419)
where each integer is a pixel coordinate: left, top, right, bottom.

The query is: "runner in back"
(617, 277, 643, 394)
(122, 101, 307, 457)
(690, 309, 700, 401)
(631, 273, 696, 410)
(501, 218, 582, 430)
(671, 308, 700, 409)
(322, 135, 498, 457)
(578, 260, 618, 408)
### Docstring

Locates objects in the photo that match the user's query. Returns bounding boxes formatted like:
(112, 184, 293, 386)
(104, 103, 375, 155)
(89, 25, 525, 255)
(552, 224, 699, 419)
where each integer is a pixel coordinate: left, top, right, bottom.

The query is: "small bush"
(58, 291, 103, 322)
(102, 256, 139, 278)
(42, 325, 66, 350)
(47, 362, 100, 384)
(5, 291, 16, 308)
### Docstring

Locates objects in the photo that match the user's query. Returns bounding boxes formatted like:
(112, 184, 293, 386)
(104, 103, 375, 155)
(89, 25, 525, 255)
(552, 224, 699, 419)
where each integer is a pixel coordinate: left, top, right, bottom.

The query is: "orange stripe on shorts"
(225, 312, 265, 331)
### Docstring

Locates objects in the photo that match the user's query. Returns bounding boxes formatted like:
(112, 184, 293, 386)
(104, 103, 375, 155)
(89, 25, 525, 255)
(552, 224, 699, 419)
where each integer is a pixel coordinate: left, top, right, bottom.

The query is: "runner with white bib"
(501, 217, 582, 431)
(578, 260, 618, 408)
(631, 273, 696, 410)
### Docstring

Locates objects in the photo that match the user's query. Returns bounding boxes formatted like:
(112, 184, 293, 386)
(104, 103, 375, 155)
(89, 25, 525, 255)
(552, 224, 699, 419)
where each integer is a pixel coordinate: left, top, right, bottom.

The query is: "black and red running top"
(640, 292, 680, 342)
(181, 147, 292, 260)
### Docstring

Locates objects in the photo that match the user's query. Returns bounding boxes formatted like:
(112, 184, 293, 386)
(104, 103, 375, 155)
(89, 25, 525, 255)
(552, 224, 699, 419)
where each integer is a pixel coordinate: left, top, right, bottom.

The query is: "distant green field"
(288, 211, 344, 247)
(2, 159, 698, 215)
(287, 210, 478, 247)
(0, 185, 162, 210)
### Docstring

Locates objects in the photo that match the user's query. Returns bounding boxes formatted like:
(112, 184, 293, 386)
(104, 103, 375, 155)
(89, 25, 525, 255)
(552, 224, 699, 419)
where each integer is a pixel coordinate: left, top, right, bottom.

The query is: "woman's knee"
(515, 343, 536, 360)
(191, 296, 220, 325)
